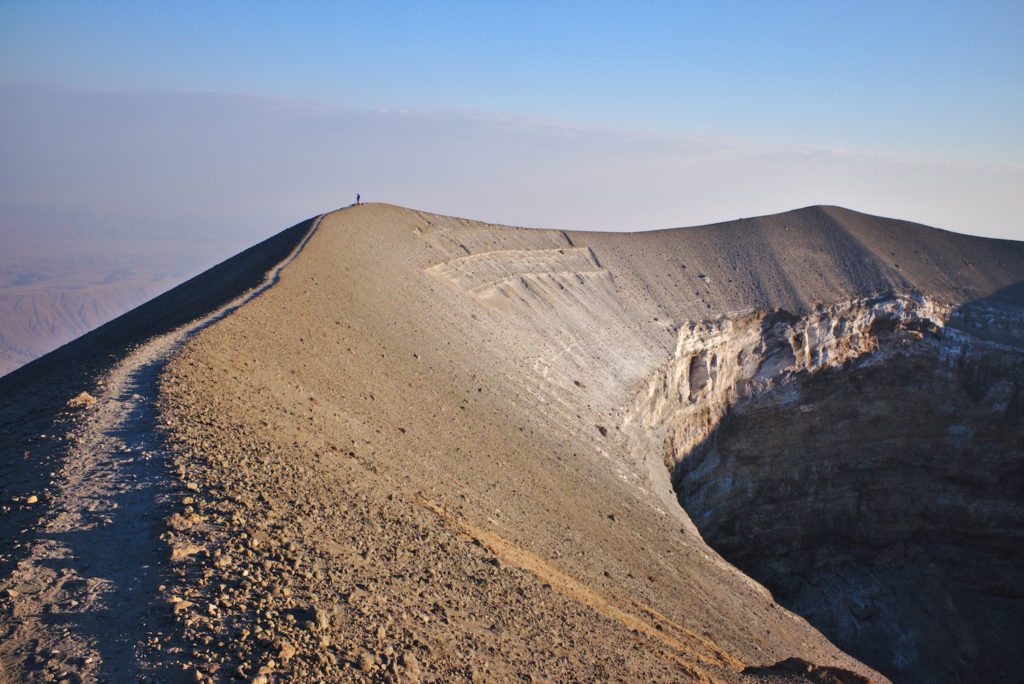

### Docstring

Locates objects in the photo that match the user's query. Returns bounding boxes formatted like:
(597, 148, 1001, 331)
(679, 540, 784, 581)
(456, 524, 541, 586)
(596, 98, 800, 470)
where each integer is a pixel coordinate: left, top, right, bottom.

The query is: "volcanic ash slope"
(8, 203, 1021, 683)
(151, 203, 1018, 682)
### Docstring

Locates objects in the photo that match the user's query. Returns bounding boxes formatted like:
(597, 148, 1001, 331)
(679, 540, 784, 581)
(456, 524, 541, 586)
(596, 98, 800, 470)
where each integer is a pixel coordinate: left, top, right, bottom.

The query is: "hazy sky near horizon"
(1, 0, 1022, 260)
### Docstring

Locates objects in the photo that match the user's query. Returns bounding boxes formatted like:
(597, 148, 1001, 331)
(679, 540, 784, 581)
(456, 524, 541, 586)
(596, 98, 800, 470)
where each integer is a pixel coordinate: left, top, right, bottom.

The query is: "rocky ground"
(153, 384, 741, 682)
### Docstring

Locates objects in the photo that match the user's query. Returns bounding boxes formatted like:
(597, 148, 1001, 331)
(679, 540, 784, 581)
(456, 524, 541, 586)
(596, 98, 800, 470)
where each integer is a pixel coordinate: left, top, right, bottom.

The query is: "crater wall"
(626, 293, 1024, 682)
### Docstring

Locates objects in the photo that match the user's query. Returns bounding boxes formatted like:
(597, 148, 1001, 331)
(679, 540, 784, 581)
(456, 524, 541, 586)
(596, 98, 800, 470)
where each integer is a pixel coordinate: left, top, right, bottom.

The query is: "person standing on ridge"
(356, 193, 361, 205)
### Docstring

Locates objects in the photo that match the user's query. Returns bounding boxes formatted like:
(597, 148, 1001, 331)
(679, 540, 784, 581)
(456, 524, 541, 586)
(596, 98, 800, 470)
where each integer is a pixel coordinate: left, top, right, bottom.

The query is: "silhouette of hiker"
(356, 193, 361, 205)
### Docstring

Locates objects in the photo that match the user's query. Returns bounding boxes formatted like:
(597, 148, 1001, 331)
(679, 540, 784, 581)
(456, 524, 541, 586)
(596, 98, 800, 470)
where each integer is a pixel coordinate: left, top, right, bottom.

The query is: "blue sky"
(1, 1, 1022, 248)
(3, 1, 1021, 161)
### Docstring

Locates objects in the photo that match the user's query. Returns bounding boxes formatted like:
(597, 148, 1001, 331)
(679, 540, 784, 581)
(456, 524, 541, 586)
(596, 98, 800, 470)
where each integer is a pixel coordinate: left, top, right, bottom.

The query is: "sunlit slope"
(159, 204, 1023, 679)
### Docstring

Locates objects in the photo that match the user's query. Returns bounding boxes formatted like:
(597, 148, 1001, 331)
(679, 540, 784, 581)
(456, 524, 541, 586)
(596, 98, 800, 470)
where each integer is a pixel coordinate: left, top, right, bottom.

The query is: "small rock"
(168, 597, 193, 614)
(167, 513, 193, 531)
(170, 543, 205, 562)
(400, 652, 419, 673)
(66, 392, 96, 409)
(278, 640, 296, 663)
(314, 607, 331, 630)
(358, 651, 375, 672)
(26, 495, 38, 505)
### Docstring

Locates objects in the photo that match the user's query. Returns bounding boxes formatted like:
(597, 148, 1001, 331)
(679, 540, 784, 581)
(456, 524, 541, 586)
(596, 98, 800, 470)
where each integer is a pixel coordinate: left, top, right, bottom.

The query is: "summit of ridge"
(2, 203, 1022, 682)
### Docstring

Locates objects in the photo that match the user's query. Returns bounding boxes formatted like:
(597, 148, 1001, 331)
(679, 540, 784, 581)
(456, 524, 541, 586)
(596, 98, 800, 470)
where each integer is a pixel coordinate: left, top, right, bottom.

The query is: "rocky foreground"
(2, 204, 1022, 683)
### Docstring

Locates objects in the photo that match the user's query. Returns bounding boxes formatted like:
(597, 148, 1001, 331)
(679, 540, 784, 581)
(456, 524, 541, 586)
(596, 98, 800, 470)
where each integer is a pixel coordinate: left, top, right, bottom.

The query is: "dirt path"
(0, 215, 324, 683)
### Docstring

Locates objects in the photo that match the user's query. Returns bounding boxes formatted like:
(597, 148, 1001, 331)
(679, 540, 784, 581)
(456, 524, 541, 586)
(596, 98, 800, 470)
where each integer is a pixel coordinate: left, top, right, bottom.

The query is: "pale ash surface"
(150, 204, 903, 682)
(0, 216, 323, 683)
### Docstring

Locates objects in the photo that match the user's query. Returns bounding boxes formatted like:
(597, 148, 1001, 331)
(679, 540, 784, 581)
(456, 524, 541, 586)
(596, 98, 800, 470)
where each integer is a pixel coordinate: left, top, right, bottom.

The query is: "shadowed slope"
(0, 217, 314, 606)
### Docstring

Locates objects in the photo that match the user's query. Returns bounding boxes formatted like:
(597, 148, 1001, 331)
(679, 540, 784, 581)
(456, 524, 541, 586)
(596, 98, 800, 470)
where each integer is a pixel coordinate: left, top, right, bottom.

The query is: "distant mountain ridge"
(0, 273, 185, 375)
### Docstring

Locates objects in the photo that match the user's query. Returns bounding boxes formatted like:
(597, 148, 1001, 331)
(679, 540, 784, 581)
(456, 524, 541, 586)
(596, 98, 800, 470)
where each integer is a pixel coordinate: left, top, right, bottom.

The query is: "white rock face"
(626, 294, 956, 478)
